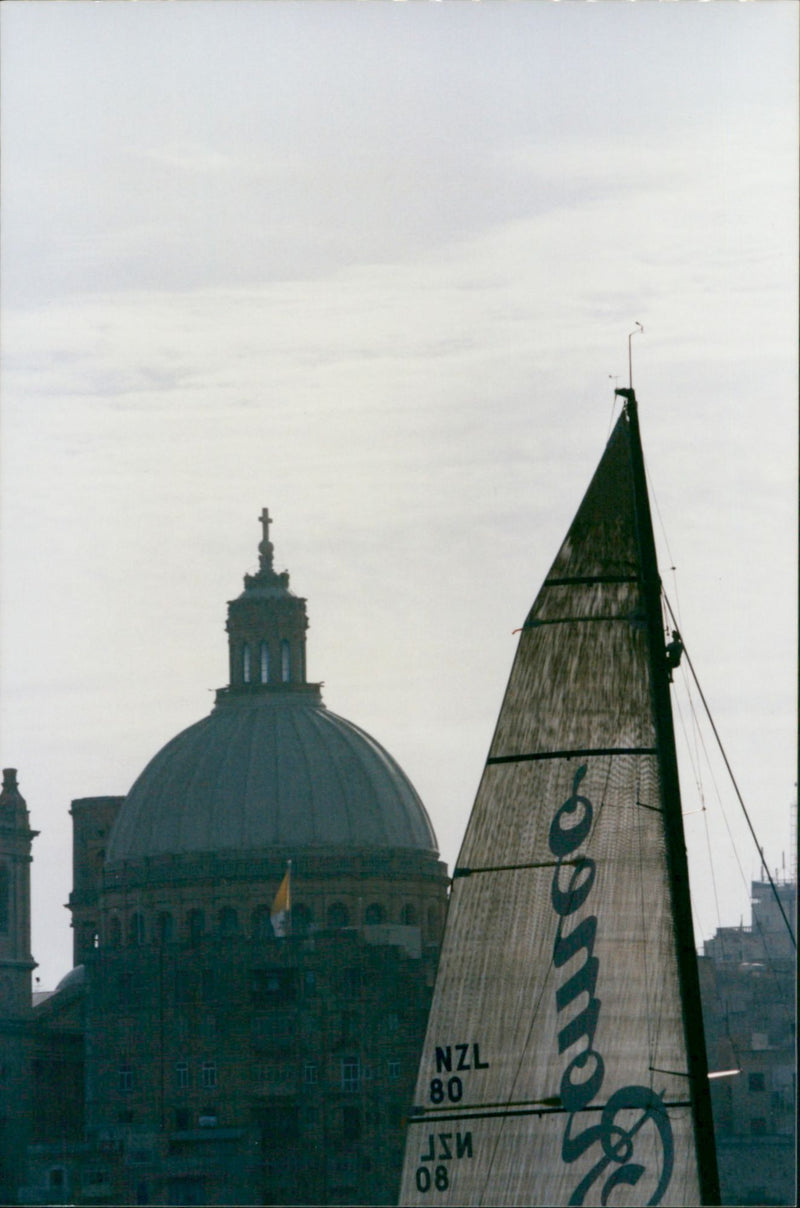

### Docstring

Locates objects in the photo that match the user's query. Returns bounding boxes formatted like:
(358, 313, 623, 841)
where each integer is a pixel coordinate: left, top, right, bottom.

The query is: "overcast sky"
(1, 0, 797, 990)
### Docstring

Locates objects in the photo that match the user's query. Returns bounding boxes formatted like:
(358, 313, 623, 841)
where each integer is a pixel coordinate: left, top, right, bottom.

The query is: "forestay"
(399, 409, 711, 1207)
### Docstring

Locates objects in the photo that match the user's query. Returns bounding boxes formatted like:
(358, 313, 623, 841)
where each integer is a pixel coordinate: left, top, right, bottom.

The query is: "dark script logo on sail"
(548, 765, 674, 1206)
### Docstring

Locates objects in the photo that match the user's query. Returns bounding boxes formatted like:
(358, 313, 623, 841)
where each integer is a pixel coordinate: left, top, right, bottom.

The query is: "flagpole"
(287, 858, 292, 938)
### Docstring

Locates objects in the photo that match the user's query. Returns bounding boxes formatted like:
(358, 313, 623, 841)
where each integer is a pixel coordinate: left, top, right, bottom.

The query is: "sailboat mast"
(623, 392, 721, 1206)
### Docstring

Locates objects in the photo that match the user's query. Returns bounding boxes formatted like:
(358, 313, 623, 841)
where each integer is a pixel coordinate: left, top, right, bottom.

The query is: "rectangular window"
(388, 1060, 400, 1080)
(201, 1061, 217, 1090)
(119, 1064, 133, 1093)
(748, 1071, 766, 1093)
(341, 1056, 360, 1092)
(303, 1061, 318, 1085)
(175, 1062, 189, 1090)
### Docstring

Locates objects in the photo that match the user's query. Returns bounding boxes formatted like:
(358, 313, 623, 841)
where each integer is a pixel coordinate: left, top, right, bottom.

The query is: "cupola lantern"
(222, 509, 313, 697)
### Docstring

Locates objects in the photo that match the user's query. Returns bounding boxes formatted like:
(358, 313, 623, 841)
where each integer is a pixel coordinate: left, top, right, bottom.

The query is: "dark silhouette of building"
(699, 876, 796, 1206)
(4, 512, 449, 1206)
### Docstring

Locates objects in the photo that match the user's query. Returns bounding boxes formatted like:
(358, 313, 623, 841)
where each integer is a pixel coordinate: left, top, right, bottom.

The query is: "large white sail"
(399, 402, 717, 1207)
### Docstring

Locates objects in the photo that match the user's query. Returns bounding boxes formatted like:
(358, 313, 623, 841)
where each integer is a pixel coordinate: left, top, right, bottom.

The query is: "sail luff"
(400, 405, 715, 1207)
(623, 392, 720, 1206)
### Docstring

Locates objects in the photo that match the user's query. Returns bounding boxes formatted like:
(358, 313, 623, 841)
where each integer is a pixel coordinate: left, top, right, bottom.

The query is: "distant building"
(2, 512, 449, 1206)
(699, 877, 796, 1206)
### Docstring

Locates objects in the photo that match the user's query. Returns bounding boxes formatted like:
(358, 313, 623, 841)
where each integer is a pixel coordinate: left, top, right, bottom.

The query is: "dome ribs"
(107, 695, 437, 864)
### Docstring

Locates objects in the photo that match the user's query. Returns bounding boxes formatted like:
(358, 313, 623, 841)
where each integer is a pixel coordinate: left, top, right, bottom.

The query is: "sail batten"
(399, 401, 718, 1207)
(487, 747, 658, 764)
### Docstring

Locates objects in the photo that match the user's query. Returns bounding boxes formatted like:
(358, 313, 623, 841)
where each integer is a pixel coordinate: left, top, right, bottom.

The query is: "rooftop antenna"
(628, 321, 644, 391)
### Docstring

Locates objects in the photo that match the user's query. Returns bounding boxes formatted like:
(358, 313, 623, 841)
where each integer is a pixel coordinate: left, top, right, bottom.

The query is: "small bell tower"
(0, 769, 37, 1019)
(221, 509, 318, 698)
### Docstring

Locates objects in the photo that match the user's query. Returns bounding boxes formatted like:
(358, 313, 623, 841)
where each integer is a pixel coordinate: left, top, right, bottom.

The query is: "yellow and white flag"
(270, 864, 291, 937)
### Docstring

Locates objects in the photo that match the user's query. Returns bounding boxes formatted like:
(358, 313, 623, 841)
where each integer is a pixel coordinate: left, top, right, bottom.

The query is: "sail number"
(413, 1043, 487, 1193)
(414, 1132, 473, 1194)
(429, 1042, 488, 1104)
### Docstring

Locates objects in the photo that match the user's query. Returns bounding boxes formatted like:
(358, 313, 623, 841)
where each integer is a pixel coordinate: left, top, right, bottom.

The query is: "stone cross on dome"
(258, 507, 274, 573)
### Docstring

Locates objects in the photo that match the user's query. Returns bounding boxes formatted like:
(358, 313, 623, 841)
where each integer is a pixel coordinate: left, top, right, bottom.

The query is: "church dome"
(106, 691, 436, 862)
(106, 511, 438, 865)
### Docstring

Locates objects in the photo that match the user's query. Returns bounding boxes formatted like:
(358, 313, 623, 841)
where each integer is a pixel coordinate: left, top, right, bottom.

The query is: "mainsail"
(399, 395, 719, 1207)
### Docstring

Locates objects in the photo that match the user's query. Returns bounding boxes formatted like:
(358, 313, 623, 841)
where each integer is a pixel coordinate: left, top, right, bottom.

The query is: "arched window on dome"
(327, 901, 350, 929)
(107, 915, 122, 947)
(364, 902, 386, 925)
(293, 903, 313, 937)
(251, 905, 271, 940)
(187, 908, 205, 945)
(400, 903, 418, 927)
(129, 911, 146, 946)
(260, 642, 270, 684)
(242, 644, 252, 684)
(426, 904, 440, 940)
(219, 906, 238, 936)
(280, 640, 291, 683)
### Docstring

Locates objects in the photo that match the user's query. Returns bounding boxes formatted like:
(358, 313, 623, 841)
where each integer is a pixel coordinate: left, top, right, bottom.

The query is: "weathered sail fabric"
(400, 414, 702, 1207)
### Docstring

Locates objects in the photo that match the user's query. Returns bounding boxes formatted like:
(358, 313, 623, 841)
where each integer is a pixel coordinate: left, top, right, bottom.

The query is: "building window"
(281, 639, 291, 683)
(388, 1060, 400, 1080)
(750, 1117, 767, 1135)
(175, 1107, 189, 1130)
(365, 902, 385, 924)
(157, 911, 173, 943)
(187, 909, 204, 944)
(107, 915, 122, 947)
(49, 1167, 66, 1190)
(218, 906, 238, 936)
(201, 1061, 217, 1090)
(129, 911, 146, 946)
(293, 902, 313, 936)
(327, 901, 349, 928)
(260, 642, 270, 684)
(242, 643, 251, 683)
(341, 1056, 360, 1092)
(251, 905, 271, 939)
(400, 902, 418, 926)
(119, 1064, 134, 1093)
(303, 1062, 318, 1085)
(749, 1071, 766, 1093)
(175, 1062, 189, 1090)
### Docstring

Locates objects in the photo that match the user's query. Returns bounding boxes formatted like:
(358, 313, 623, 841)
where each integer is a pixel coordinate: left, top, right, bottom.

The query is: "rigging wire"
(641, 443, 793, 948)
(662, 589, 796, 951)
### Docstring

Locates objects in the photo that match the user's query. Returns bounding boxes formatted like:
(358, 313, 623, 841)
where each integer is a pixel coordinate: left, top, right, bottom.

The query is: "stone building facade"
(699, 877, 796, 1206)
(4, 512, 449, 1206)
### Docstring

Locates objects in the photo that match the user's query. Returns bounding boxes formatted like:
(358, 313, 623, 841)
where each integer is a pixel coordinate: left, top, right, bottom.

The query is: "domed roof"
(106, 691, 438, 863)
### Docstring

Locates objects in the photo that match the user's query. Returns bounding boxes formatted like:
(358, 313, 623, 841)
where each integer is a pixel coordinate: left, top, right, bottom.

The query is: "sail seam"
(407, 1102, 693, 1123)
(453, 859, 580, 878)
(526, 615, 639, 627)
(544, 575, 640, 586)
(487, 746, 657, 764)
